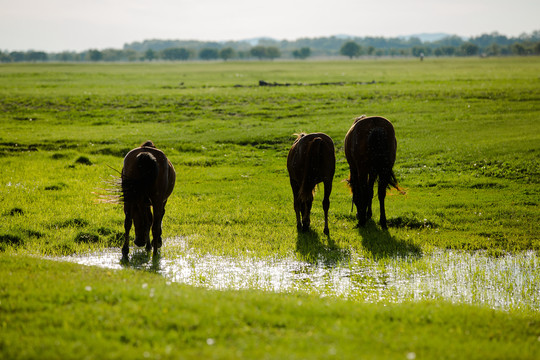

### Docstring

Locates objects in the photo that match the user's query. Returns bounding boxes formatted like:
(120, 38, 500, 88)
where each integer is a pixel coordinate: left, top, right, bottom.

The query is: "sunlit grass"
(1, 58, 539, 359)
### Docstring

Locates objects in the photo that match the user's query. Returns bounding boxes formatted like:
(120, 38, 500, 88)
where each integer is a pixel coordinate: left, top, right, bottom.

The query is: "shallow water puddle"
(57, 237, 540, 312)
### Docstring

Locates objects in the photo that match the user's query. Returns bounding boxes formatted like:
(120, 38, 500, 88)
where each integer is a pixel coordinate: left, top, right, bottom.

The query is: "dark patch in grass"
(0, 141, 80, 155)
(44, 182, 67, 191)
(74, 231, 100, 244)
(358, 222, 423, 260)
(470, 182, 506, 189)
(23, 229, 44, 238)
(55, 218, 89, 229)
(444, 203, 469, 209)
(181, 158, 220, 167)
(0, 234, 23, 246)
(0, 142, 38, 154)
(518, 201, 538, 206)
(221, 136, 290, 148)
(97, 226, 123, 244)
(75, 156, 93, 165)
(51, 153, 69, 159)
(91, 147, 131, 157)
(296, 229, 350, 266)
(6, 207, 24, 216)
(13, 116, 39, 121)
(387, 215, 437, 229)
(478, 231, 507, 242)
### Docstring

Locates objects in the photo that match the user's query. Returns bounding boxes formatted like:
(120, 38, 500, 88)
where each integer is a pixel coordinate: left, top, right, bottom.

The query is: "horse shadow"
(358, 220, 423, 261)
(296, 230, 350, 267)
(120, 248, 162, 273)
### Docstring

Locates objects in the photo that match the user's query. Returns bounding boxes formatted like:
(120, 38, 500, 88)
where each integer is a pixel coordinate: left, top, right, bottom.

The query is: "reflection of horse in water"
(287, 133, 335, 235)
(344, 116, 401, 229)
(121, 141, 175, 256)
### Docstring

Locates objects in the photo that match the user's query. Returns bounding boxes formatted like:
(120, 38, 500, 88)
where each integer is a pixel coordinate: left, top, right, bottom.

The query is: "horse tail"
(122, 152, 158, 204)
(299, 137, 323, 202)
(368, 128, 399, 191)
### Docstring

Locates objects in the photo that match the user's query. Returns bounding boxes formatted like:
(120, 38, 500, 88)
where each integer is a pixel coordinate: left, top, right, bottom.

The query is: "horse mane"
(353, 114, 367, 124)
(140, 140, 156, 148)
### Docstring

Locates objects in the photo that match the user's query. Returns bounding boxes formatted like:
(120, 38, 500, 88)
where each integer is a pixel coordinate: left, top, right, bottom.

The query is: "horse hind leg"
(301, 200, 312, 232)
(378, 180, 388, 229)
(322, 180, 332, 236)
(366, 173, 376, 221)
(151, 202, 166, 252)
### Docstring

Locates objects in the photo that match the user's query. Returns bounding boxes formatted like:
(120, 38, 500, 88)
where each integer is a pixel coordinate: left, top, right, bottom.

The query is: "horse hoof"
(134, 237, 145, 247)
(152, 238, 162, 249)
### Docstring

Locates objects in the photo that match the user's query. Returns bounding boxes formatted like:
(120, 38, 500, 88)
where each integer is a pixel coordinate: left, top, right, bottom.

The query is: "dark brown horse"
(121, 141, 176, 256)
(344, 116, 400, 229)
(287, 133, 335, 235)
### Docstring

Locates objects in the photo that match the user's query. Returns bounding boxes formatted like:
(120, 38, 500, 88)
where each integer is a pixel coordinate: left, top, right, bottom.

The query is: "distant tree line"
(2, 31, 539, 62)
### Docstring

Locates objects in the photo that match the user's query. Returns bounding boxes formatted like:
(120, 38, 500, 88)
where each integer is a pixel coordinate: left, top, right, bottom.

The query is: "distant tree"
(101, 49, 125, 61)
(460, 42, 479, 56)
(440, 46, 456, 56)
(250, 46, 267, 60)
(340, 41, 361, 59)
(219, 47, 235, 61)
(144, 49, 157, 61)
(26, 51, 48, 62)
(87, 49, 103, 62)
(0, 51, 11, 62)
(161, 47, 191, 61)
(265, 46, 281, 60)
(199, 48, 219, 60)
(367, 46, 375, 55)
(9, 51, 25, 62)
(534, 42, 540, 55)
(511, 43, 527, 55)
(292, 47, 311, 59)
(485, 43, 500, 56)
(57, 51, 78, 61)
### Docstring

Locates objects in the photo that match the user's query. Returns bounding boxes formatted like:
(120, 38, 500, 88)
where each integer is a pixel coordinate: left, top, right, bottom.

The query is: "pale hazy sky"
(1, 0, 539, 52)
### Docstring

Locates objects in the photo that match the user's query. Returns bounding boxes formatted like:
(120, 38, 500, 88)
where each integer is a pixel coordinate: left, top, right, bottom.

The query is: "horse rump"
(367, 127, 399, 191)
(298, 136, 323, 202)
(121, 152, 158, 204)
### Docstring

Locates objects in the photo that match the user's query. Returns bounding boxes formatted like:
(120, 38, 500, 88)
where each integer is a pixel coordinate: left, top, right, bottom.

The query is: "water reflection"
(57, 237, 539, 312)
(121, 249, 162, 273)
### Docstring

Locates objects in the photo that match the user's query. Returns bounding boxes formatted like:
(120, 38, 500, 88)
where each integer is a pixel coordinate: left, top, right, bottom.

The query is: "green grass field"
(1, 58, 539, 358)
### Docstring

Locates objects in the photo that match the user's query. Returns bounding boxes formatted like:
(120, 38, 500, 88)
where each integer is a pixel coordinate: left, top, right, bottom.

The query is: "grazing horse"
(121, 140, 175, 256)
(344, 116, 400, 229)
(287, 133, 335, 235)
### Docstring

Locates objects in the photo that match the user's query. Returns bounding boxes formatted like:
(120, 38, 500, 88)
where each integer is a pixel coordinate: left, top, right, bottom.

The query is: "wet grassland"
(1, 58, 539, 359)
